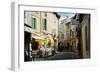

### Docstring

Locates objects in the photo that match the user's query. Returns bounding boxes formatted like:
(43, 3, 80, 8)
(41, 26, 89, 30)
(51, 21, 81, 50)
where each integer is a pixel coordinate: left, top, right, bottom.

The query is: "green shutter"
(32, 18, 36, 29)
(44, 19, 47, 30)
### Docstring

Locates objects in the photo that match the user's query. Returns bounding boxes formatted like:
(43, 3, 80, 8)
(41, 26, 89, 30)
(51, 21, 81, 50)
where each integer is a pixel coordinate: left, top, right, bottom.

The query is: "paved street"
(46, 51, 80, 60)
(32, 50, 80, 61)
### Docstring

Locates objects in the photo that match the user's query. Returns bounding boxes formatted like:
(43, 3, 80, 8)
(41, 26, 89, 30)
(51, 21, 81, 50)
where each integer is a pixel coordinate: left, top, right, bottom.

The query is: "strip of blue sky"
(57, 12, 76, 21)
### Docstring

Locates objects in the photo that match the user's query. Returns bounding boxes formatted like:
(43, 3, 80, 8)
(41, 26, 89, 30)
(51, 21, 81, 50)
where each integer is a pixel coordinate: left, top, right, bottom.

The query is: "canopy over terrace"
(32, 35, 47, 42)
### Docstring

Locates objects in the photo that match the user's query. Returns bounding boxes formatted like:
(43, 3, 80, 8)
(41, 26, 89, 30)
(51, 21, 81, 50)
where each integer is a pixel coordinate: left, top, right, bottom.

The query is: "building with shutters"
(24, 11, 60, 61)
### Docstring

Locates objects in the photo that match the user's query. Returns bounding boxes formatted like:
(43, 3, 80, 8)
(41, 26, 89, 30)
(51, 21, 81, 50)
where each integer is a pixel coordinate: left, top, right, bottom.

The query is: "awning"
(32, 35, 47, 42)
(24, 26, 33, 33)
(35, 39, 47, 42)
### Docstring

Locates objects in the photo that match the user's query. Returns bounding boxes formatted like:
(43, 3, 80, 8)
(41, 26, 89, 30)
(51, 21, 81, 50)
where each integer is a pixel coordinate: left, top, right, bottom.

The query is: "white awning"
(24, 26, 33, 33)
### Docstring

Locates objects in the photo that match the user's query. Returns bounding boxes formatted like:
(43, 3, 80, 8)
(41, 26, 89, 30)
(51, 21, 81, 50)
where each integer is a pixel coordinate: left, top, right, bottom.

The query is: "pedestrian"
(37, 48, 43, 58)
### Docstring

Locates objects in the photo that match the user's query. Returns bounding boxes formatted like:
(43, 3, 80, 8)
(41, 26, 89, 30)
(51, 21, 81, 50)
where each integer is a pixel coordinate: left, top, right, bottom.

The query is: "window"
(32, 18, 36, 29)
(43, 19, 47, 30)
(44, 12, 47, 16)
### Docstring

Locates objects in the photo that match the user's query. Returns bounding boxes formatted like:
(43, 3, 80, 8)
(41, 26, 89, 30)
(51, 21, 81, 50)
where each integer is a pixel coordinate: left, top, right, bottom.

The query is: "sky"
(57, 12, 76, 21)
